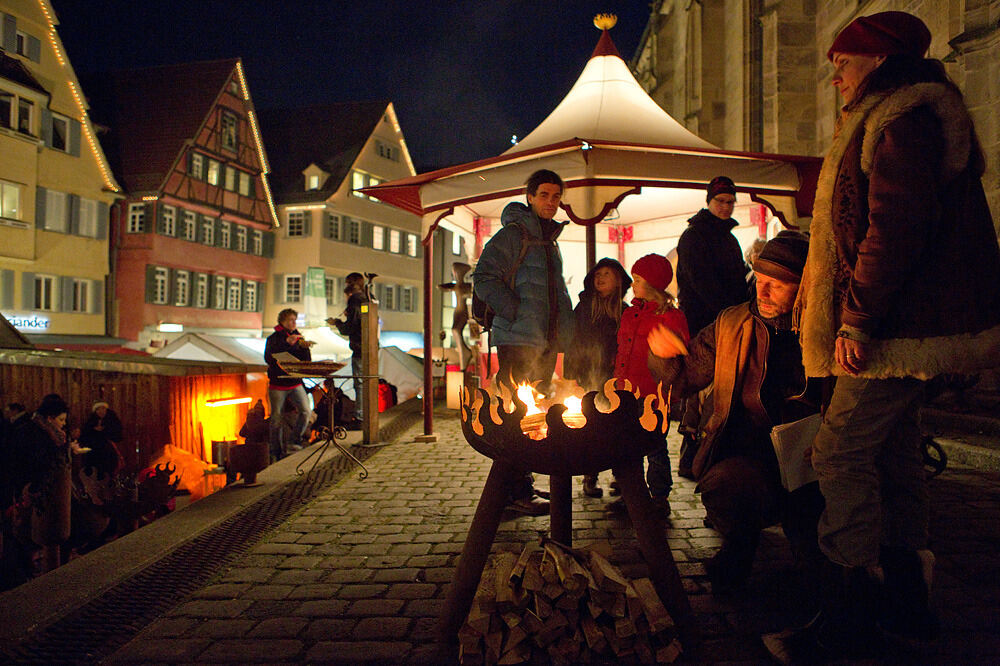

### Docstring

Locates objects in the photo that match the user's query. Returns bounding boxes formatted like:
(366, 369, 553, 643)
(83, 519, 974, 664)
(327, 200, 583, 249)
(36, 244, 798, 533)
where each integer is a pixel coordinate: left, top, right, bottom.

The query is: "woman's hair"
(589, 288, 625, 323)
(853, 55, 957, 102)
(37, 394, 68, 418)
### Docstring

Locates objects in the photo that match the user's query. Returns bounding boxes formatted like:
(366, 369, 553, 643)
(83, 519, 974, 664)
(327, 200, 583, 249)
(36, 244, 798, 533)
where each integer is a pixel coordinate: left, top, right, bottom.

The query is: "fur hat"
(631, 254, 673, 292)
(706, 176, 736, 203)
(753, 231, 810, 283)
(828, 11, 931, 61)
(92, 401, 109, 412)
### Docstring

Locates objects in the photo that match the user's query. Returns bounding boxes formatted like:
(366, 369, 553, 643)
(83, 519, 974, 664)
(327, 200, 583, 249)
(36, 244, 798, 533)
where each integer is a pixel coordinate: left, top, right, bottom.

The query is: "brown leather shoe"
(582, 475, 603, 498)
(508, 495, 549, 516)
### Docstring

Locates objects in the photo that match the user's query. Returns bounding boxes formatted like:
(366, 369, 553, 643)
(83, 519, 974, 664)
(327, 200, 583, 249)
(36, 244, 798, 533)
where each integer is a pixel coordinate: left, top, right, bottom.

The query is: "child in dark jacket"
(564, 258, 631, 498)
(613, 254, 690, 516)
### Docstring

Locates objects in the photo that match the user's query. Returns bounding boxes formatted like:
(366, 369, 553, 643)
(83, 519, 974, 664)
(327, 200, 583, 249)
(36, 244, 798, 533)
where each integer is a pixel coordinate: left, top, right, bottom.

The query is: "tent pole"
(586, 223, 596, 271)
(415, 232, 437, 442)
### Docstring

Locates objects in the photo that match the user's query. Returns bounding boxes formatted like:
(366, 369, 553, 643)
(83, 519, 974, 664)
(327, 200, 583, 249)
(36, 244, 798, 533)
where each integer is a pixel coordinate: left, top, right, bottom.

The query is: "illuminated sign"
(3, 313, 50, 331)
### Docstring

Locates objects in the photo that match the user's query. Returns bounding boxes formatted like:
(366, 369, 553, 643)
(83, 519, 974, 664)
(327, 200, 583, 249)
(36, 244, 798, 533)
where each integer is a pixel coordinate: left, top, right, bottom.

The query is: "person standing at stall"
(264, 309, 314, 457)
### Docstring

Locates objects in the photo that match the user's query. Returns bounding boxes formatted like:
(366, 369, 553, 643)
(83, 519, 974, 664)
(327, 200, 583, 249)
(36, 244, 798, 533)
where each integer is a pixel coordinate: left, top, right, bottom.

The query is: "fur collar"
(796, 83, 1000, 379)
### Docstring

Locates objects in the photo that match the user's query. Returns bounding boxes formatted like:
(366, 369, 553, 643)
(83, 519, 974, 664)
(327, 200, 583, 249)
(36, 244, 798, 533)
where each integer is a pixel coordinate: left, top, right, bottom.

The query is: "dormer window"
(307, 174, 320, 190)
(302, 164, 328, 191)
(220, 111, 238, 151)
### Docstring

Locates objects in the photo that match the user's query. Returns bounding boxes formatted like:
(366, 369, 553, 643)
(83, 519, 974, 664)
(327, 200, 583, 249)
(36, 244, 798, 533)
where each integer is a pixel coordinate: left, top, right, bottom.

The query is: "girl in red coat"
(613, 254, 690, 516)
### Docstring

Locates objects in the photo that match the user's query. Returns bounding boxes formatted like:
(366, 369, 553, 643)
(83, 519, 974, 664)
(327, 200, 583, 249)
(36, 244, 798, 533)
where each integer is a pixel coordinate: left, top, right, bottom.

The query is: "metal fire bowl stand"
(439, 386, 698, 648)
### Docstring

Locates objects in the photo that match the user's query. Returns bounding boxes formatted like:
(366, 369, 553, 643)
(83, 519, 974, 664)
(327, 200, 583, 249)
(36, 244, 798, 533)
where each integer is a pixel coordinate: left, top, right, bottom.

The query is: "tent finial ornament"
(594, 13, 617, 31)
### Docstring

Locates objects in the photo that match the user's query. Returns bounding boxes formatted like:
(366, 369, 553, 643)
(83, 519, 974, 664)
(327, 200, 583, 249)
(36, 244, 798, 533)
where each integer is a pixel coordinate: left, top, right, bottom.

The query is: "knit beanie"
(706, 176, 736, 203)
(631, 254, 673, 292)
(752, 231, 809, 283)
(827, 11, 931, 61)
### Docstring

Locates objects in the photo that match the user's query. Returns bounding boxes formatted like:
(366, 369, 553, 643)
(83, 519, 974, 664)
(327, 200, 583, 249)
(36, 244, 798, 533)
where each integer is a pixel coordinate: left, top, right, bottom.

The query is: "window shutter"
(22, 272, 34, 309)
(67, 194, 79, 235)
(262, 230, 275, 258)
(0, 269, 13, 308)
(144, 265, 157, 303)
(35, 186, 46, 228)
(256, 282, 264, 312)
(96, 202, 109, 240)
(273, 273, 284, 303)
(303, 212, 312, 238)
(410, 287, 419, 312)
(167, 269, 177, 305)
(362, 221, 373, 247)
(155, 204, 166, 234)
(27, 35, 40, 63)
(2, 15, 15, 52)
(198, 214, 209, 243)
(215, 219, 226, 248)
(68, 119, 81, 157)
(143, 203, 154, 233)
(40, 108, 52, 147)
(60, 276, 73, 312)
(92, 280, 104, 314)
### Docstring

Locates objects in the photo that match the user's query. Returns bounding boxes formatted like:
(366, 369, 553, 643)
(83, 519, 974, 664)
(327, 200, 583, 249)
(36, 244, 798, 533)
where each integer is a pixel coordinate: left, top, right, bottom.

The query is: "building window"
(325, 276, 337, 306)
(220, 111, 238, 151)
(244, 281, 257, 311)
(389, 229, 401, 253)
(202, 218, 215, 245)
(236, 226, 247, 252)
(351, 171, 366, 197)
(195, 274, 208, 308)
(33, 275, 56, 310)
(50, 114, 68, 151)
(375, 139, 399, 161)
(224, 166, 236, 191)
(228, 79, 239, 95)
(372, 225, 384, 250)
(325, 213, 340, 240)
(161, 205, 176, 236)
(401, 286, 413, 312)
(71, 279, 90, 313)
(213, 276, 226, 309)
(43, 190, 66, 232)
(127, 203, 145, 233)
(207, 159, 220, 186)
(227, 278, 242, 310)
(182, 210, 196, 240)
(0, 180, 20, 220)
(287, 211, 305, 237)
(307, 174, 320, 190)
(219, 221, 230, 248)
(453, 232, 464, 256)
(17, 98, 32, 134)
(174, 270, 189, 306)
(238, 171, 251, 196)
(153, 267, 169, 304)
(252, 229, 263, 255)
(383, 285, 395, 310)
(347, 218, 361, 244)
(284, 275, 301, 302)
(78, 198, 98, 237)
(407, 233, 418, 257)
(190, 153, 204, 178)
(0, 92, 12, 129)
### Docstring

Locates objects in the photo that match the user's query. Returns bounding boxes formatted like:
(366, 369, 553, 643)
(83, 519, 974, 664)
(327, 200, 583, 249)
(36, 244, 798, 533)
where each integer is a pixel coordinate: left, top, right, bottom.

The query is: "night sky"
(51, 1, 652, 173)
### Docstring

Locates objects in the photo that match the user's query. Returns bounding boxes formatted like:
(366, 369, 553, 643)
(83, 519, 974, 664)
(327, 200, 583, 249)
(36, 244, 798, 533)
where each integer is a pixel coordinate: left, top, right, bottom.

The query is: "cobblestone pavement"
(109, 408, 1000, 665)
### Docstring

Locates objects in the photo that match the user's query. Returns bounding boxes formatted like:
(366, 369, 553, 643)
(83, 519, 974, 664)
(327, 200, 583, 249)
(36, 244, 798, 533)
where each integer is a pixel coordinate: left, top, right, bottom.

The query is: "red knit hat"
(827, 11, 931, 61)
(631, 254, 673, 292)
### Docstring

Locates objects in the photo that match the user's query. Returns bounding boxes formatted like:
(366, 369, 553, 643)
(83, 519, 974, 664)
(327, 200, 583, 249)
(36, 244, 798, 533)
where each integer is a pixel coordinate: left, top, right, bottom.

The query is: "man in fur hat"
(648, 232, 823, 595)
(764, 11, 1000, 663)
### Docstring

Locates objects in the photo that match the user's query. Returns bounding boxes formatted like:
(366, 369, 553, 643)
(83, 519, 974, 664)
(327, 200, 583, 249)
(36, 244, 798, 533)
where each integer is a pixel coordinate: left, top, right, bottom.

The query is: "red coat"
(614, 299, 689, 397)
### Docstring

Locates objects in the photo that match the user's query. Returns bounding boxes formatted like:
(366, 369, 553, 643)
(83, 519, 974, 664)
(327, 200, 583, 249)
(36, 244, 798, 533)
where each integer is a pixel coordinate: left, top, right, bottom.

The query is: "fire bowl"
(460, 380, 669, 476)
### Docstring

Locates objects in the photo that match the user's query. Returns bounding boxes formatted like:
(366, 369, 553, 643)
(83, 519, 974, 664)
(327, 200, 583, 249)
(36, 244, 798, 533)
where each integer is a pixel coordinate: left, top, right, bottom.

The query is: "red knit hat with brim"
(828, 11, 931, 61)
(631, 254, 673, 292)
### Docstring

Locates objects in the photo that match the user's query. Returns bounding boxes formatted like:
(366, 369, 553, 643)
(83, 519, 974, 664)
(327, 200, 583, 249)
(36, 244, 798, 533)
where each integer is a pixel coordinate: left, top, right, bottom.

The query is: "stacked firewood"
(458, 539, 682, 664)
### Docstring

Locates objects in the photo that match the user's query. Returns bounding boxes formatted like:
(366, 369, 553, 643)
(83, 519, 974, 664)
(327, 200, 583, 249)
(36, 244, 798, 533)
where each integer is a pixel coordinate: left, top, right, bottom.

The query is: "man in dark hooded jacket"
(473, 169, 574, 515)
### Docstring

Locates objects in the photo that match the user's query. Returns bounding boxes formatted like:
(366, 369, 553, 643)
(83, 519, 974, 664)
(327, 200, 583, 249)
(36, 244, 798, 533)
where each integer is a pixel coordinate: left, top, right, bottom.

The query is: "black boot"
(581, 474, 603, 498)
(678, 432, 699, 480)
(879, 545, 940, 641)
(705, 531, 758, 595)
(762, 561, 883, 664)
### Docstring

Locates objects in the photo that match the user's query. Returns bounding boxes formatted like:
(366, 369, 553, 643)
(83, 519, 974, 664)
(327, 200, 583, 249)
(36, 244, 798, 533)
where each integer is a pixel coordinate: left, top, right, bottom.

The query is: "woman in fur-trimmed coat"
(771, 12, 1000, 663)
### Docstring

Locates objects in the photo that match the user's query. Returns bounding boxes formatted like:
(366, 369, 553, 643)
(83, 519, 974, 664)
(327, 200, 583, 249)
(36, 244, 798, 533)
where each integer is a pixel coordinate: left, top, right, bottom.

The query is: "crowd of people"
(472, 11, 1000, 663)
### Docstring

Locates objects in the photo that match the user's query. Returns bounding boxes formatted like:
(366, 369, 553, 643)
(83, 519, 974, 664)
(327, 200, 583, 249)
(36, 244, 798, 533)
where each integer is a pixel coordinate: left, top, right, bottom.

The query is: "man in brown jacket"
(765, 12, 1000, 663)
(648, 232, 822, 595)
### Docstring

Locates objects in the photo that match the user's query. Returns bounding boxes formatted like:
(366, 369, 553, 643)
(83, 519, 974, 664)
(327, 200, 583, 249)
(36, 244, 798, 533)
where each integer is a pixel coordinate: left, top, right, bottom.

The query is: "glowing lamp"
(205, 397, 252, 407)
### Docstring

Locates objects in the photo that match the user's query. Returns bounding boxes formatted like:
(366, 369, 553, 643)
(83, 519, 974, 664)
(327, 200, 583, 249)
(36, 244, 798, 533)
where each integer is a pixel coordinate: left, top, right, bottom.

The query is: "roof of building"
(0, 314, 33, 349)
(257, 101, 389, 204)
(87, 59, 240, 193)
(0, 50, 47, 95)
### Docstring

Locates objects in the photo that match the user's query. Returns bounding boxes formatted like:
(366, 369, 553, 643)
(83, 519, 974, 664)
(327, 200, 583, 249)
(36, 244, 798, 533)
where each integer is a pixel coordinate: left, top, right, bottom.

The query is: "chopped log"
(534, 593, 553, 619)
(497, 642, 530, 665)
(580, 614, 607, 651)
(588, 549, 628, 593)
(541, 581, 564, 601)
(522, 553, 544, 592)
(501, 622, 528, 655)
(509, 542, 537, 586)
(655, 638, 683, 663)
(615, 614, 637, 639)
(543, 541, 588, 594)
(494, 552, 519, 611)
(632, 577, 676, 633)
(466, 600, 492, 636)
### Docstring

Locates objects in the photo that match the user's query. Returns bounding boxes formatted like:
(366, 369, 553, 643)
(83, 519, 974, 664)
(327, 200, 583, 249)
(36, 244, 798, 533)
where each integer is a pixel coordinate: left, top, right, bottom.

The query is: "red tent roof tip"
(591, 13, 621, 59)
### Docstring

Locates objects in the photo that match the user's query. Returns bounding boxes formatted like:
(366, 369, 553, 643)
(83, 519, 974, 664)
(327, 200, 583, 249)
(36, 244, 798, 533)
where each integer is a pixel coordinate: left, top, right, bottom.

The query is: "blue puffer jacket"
(472, 202, 574, 349)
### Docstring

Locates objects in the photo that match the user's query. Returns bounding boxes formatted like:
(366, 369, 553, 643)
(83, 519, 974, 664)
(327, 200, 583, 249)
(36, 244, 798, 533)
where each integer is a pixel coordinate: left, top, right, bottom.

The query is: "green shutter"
(143, 203, 154, 233)
(68, 119, 81, 157)
(60, 276, 73, 312)
(215, 219, 226, 248)
(303, 212, 312, 238)
(67, 194, 79, 235)
(2, 15, 16, 52)
(40, 108, 52, 146)
(262, 231, 275, 258)
(0, 269, 13, 308)
(96, 202, 109, 240)
(273, 273, 284, 303)
(35, 187, 46, 229)
(27, 35, 40, 63)
(256, 282, 264, 312)
(362, 222, 373, 247)
(144, 265, 157, 303)
(92, 279, 104, 314)
(22, 272, 34, 309)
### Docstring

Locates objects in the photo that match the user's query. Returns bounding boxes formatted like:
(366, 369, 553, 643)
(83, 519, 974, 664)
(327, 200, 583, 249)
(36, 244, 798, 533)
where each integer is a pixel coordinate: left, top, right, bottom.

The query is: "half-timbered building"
(93, 58, 277, 348)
